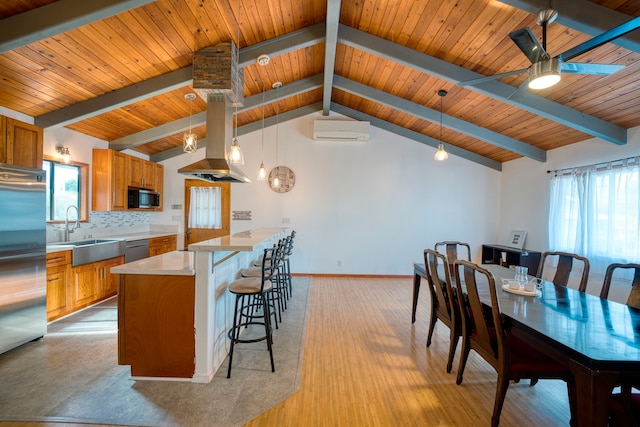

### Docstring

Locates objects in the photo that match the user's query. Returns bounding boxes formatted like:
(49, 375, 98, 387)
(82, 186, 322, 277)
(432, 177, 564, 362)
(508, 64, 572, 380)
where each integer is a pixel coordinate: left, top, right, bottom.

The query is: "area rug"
(0, 277, 310, 427)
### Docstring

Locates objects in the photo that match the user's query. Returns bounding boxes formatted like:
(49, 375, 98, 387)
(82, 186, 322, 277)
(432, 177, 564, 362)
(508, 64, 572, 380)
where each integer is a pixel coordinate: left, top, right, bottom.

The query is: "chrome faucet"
(64, 205, 80, 242)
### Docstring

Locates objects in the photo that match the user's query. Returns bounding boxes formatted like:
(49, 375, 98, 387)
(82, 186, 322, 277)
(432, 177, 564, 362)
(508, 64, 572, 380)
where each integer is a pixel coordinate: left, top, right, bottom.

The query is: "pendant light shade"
(183, 93, 198, 153)
(257, 87, 267, 180)
(434, 89, 448, 161)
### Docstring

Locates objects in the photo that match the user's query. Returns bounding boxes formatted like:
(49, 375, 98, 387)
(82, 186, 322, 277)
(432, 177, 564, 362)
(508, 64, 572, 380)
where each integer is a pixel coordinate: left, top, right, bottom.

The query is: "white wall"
(499, 126, 640, 252)
(153, 111, 502, 275)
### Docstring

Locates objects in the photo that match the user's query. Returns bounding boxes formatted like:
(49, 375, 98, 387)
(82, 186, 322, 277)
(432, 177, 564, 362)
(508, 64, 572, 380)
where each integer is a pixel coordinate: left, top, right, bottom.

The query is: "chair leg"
(455, 336, 471, 385)
(446, 328, 459, 374)
(491, 373, 510, 427)
(227, 294, 242, 378)
(261, 291, 275, 372)
(426, 303, 438, 347)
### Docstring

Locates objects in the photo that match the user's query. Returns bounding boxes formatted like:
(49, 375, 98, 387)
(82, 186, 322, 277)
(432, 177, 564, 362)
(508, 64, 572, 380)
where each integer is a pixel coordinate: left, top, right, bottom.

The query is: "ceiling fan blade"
(458, 68, 529, 87)
(559, 15, 640, 62)
(509, 27, 550, 64)
(560, 62, 624, 75)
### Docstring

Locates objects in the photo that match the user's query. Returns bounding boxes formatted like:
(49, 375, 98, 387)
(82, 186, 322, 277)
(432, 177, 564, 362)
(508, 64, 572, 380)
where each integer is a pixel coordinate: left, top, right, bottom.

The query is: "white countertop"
(188, 227, 288, 252)
(46, 231, 177, 253)
(111, 250, 194, 276)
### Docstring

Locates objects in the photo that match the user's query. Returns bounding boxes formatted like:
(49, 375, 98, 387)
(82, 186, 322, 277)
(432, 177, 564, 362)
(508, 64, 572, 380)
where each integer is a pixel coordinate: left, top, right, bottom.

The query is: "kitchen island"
(112, 227, 287, 382)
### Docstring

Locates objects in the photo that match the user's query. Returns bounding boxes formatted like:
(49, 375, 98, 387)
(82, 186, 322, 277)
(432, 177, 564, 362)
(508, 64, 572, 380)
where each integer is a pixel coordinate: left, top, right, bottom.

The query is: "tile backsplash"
(47, 211, 151, 243)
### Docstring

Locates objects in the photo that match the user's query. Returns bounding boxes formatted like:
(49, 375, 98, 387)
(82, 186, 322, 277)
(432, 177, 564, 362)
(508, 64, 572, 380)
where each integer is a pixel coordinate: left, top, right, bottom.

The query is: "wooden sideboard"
(481, 244, 541, 273)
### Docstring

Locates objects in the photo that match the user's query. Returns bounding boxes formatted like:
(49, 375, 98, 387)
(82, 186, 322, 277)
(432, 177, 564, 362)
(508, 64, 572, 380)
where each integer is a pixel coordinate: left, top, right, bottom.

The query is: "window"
(43, 158, 89, 222)
(188, 186, 222, 228)
(548, 157, 640, 274)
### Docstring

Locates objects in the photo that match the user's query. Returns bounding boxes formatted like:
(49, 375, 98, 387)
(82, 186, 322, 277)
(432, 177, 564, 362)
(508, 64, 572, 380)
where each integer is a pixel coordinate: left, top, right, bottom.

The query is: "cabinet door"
(128, 156, 143, 188)
(46, 265, 71, 320)
(153, 163, 164, 211)
(2, 118, 43, 168)
(112, 151, 128, 210)
(73, 263, 98, 309)
(149, 235, 176, 256)
(142, 160, 154, 189)
(102, 257, 123, 297)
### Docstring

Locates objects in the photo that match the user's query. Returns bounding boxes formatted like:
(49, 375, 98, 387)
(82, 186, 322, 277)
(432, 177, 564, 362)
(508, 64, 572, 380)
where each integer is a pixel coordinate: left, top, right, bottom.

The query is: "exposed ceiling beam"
(337, 24, 628, 146)
(331, 103, 501, 171)
(322, 0, 341, 115)
(36, 25, 326, 130)
(498, 0, 640, 53)
(334, 76, 546, 162)
(35, 67, 193, 129)
(0, 0, 154, 53)
(151, 103, 323, 163)
(110, 75, 324, 151)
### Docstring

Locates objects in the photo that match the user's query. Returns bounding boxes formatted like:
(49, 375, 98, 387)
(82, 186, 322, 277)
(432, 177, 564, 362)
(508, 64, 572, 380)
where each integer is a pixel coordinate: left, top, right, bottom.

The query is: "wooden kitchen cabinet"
(46, 250, 72, 321)
(92, 149, 128, 211)
(72, 256, 124, 311)
(128, 156, 155, 190)
(153, 163, 164, 210)
(0, 116, 43, 169)
(149, 235, 177, 256)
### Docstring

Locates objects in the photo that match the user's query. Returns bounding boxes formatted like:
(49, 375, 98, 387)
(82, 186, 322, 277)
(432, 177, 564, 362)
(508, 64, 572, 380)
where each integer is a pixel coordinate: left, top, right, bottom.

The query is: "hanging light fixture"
(434, 89, 449, 161)
(272, 82, 282, 188)
(228, 103, 245, 164)
(257, 86, 267, 180)
(227, 0, 244, 165)
(183, 93, 198, 153)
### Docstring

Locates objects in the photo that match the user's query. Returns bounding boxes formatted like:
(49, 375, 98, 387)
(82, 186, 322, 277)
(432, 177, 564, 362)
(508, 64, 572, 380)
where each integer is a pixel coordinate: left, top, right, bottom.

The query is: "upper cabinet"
(0, 116, 43, 169)
(92, 149, 128, 211)
(128, 156, 156, 190)
(92, 149, 164, 212)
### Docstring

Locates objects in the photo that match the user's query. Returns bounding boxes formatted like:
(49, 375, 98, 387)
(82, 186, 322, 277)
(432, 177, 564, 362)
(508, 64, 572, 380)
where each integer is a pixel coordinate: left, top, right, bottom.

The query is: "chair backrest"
(434, 241, 471, 275)
(260, 246, 277, 290)
(537, 251, 590, 292)
(423, 249, 456, 324)
(600, 263, 640, 308)
(453, 259, 505, 370)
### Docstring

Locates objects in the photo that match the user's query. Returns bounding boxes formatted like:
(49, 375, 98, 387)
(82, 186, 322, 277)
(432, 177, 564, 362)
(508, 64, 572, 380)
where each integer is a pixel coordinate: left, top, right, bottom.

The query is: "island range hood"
(178, 42, 250, 183)
(178, 95, 250, 183)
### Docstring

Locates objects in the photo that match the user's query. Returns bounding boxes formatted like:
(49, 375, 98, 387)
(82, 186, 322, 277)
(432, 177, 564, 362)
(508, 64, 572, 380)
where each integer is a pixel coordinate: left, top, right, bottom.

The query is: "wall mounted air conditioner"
(313, 120, 370, 141)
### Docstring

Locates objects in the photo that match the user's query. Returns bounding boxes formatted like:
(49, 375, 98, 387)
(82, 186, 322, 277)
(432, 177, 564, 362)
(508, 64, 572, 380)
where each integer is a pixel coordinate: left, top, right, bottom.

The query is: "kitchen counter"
(189, 227, 288, 252)
(111, 251, 194, 276)
(46, 231, 177, 253)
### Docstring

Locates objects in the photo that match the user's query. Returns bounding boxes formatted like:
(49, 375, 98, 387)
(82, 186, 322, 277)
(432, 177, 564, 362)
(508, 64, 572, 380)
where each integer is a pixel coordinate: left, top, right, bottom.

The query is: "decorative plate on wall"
(268, 166, 295, 193)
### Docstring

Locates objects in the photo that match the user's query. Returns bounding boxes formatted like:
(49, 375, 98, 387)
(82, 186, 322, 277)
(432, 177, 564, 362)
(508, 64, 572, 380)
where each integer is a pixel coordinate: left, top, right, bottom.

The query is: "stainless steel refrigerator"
(0, 163, 46, 355)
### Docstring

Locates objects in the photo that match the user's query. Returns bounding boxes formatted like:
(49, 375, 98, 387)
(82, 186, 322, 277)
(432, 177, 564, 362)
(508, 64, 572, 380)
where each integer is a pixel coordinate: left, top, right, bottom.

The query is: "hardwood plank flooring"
(0, 276, 570, 427)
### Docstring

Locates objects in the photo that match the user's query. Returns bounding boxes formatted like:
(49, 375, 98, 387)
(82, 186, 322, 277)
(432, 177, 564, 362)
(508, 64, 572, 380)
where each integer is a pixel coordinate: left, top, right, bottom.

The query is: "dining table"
(468, 263, 640, 427)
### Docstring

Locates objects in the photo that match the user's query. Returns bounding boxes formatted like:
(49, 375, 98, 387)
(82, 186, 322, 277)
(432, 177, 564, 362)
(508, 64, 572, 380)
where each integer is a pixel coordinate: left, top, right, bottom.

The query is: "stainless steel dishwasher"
(124, 239, 150, 263)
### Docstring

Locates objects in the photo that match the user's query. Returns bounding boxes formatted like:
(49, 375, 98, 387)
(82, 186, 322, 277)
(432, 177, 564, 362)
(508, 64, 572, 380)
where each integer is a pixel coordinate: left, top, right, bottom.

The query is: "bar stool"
(282, 231, 296, 298)
(226, 247, 276, 378)
(241, 240, 286, 321)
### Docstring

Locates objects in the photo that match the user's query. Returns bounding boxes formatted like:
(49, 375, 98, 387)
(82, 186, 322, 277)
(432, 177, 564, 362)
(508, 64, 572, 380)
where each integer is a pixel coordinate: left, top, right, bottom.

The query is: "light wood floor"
(0, 276, 571, 427)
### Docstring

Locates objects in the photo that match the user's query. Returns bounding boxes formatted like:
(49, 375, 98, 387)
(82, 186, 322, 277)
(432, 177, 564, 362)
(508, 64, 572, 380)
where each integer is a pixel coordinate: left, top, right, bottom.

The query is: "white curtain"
(188, 186, 222, 229)
(548, 157, 640, 274)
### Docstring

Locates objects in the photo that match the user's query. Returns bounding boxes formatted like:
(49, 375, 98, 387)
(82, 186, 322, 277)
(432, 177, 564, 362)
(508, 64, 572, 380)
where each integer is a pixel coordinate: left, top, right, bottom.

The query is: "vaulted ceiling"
(1, 0, 640, 171)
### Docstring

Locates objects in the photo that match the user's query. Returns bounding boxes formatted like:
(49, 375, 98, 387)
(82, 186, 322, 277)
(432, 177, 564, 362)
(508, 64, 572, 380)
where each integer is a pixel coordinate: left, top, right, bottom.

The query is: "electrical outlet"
(172, 215, 182, 221)
(337, 260, 342, 267)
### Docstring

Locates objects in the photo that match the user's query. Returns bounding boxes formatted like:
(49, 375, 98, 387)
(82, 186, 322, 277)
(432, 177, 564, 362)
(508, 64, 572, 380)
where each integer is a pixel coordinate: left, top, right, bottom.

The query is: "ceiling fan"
(459, 8, 640, 90)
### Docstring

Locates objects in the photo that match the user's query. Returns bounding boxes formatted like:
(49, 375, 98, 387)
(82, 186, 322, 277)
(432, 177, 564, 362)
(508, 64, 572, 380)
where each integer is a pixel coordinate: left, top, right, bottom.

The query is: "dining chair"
(453, 259, 576, 427)
(600, 263, 640, 309)
(536, 251, 590, 292)
(601, 263, 640, 426)
(434, 241, 471, 276)
(423, 249, 460, 373)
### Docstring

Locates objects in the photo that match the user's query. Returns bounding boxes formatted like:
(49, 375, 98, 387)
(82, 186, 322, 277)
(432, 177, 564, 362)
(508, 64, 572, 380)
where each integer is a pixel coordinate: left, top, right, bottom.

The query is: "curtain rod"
(546, 155, 640, 175)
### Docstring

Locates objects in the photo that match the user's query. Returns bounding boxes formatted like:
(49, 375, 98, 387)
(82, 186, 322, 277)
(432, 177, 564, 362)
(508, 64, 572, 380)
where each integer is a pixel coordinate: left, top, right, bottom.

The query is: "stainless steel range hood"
(178, 95, 251, 183)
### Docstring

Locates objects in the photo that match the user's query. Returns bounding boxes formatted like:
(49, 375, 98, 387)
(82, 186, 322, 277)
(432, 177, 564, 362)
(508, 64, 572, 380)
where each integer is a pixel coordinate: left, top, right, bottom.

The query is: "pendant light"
(434, 89, 449, 161)
(183, 93, 198, 153)
(257, 86, 267, 180)
(272, 82, 282, 188)
(228, 0, 244, 164)
(228, 103, 245, 164)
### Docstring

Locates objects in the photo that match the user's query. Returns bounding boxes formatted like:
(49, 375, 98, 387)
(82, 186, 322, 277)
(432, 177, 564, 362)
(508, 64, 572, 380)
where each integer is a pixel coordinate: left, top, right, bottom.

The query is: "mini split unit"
(313, 120, 370, 141)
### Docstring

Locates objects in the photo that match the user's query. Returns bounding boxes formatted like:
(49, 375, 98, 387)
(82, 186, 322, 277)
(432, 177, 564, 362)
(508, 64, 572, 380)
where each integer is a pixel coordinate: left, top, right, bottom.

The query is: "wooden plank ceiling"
(1, 0, 640, 170)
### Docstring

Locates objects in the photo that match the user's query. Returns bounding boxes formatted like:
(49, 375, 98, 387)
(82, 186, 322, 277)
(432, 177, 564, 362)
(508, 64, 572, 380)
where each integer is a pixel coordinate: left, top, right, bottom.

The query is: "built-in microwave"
(128, 188, 160, 209)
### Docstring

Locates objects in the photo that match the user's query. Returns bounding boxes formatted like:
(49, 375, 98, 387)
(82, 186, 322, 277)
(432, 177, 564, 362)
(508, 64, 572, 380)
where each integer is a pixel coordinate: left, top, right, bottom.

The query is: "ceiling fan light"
(528, 59, 561, 89)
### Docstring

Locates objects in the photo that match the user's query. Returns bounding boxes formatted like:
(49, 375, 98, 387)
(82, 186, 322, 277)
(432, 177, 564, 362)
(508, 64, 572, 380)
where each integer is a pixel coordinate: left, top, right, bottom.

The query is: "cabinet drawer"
(46, 250, 71, 267)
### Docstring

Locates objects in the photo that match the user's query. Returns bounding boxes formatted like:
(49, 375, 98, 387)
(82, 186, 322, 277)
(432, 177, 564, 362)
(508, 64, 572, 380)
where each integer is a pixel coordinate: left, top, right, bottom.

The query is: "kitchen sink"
(49, 239, 125, 266)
